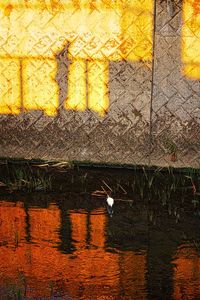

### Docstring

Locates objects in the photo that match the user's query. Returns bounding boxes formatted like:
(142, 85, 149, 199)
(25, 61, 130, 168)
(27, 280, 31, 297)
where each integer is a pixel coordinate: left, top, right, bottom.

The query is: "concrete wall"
(0, 0, 199, 168)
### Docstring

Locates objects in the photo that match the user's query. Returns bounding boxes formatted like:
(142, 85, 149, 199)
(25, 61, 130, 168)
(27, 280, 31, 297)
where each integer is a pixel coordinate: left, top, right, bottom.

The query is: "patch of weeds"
(164, 138, 178, 162)
(1, 165, 53, 192)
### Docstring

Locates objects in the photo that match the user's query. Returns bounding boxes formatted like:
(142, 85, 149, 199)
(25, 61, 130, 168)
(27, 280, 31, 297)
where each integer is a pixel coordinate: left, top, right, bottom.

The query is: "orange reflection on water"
(119, 251, 147, 299)
(182, 0, 200, 79)
(173, 244, 200, 299)
(0, 202, 147, 299)
(70, 210, 87, 248)
(29, 204, 61, 245)
(0, 0, 153, 117)
(70, 209, 120, 290)
(90, 211, 105, 248)
(0, 201, 26, 244)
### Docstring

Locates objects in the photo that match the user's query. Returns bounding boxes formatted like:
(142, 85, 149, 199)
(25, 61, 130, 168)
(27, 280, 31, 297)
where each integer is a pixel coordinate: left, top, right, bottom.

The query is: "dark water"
(0, 191, 199, 300)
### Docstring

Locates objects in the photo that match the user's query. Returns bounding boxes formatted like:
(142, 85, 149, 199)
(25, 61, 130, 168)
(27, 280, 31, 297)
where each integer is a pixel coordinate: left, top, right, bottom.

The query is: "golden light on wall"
(0, 0, 153, 117)
(182, 0, 200, 79)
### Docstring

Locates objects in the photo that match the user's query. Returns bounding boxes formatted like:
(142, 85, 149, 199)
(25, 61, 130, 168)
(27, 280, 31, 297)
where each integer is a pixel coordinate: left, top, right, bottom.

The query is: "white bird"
(107, 196, 114, 207)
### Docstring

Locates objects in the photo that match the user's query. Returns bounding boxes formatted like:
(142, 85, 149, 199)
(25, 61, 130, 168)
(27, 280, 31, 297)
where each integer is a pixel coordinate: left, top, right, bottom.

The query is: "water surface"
(0, 193, 199, 299)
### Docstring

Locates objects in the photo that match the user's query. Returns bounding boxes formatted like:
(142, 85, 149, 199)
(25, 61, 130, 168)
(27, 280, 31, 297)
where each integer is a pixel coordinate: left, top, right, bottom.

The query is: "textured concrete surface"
(0, 0, 199, 168)
(151, 0, 200, 168)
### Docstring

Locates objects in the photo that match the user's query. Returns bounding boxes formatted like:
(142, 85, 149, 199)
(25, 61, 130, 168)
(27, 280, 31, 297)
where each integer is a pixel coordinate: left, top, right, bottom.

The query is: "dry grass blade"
(185, 175, 197, 194)
(32, 164, 49, 167)
(92, 193, 106, 198)
(91, 190, 108, 197)
(51, 162, 69, 168)
(118, 183, 127, 194)
(91, 191, 134, 203)
(115, 198, 134, 203)
(92, 190, 108, 195)
(101, 180, 112, 192)
(101, 185, 109, 195)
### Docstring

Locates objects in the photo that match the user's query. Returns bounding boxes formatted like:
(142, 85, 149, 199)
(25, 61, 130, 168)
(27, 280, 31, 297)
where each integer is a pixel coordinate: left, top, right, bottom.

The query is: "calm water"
(0, 193, 199, 299)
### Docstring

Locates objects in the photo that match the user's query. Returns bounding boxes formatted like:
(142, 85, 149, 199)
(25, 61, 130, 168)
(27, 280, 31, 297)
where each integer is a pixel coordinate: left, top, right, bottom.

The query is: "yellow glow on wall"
(182, 0, 200, 79)
(0, 58, 21, 114)
(66, 60, 87, 112)
(0, 0, 153, 117)
(23, 59, 59, 116)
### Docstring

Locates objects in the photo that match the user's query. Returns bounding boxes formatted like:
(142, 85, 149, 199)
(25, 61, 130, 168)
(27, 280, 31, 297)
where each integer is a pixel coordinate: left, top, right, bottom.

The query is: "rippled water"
(0, 193, 199, 299)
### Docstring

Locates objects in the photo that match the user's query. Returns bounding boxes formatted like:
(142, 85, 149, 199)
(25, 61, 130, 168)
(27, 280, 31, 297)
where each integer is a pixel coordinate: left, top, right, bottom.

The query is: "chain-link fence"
(0, 0, 199, 168)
